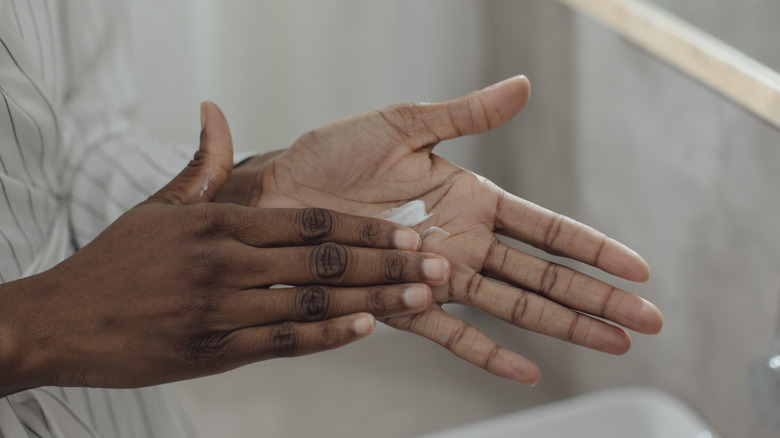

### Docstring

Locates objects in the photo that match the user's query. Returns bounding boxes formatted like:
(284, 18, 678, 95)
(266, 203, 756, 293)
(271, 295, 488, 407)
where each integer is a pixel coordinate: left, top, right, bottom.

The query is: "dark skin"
(0, 103, 447, 397)
(215, 76, 663, 384)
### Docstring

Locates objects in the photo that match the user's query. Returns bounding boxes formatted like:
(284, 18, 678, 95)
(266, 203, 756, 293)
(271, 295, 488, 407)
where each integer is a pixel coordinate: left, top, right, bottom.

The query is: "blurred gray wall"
(128, 0, 489, 168)
(483, 2, 780, 437)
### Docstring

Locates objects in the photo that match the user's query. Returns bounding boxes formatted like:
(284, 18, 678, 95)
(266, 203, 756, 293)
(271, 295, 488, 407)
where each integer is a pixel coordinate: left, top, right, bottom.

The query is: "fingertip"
(515, 74, 531, 104)
(491, 349, 542, 386)
(422, 256, 450, 286)
(633, 254, 651, 283)
(480, 74, 531, 112)
(402, 284, 432, 310)
(515, 362, 542, 387)
(394, 228, 422, 251)
(601, 238, 651, 283)
(199, 101, 233, 153)
(610, 330, 633, 356)
(352, 313, 376, 337)
(638, 298, 664, 335)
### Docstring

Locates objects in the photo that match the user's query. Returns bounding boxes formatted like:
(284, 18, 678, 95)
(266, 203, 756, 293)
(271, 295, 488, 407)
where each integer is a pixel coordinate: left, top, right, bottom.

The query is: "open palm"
(217, 76, 662, 384)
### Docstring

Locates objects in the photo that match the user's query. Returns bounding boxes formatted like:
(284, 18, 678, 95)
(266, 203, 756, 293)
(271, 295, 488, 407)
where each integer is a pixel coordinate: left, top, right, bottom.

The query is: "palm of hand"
(223, 77, 662, 385)
(262, 125, 499, 301)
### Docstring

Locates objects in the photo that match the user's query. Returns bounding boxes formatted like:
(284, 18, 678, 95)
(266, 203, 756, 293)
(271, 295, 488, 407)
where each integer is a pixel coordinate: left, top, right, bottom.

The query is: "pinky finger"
(383, 306, 541, 386)
(232, 313, 376, 364)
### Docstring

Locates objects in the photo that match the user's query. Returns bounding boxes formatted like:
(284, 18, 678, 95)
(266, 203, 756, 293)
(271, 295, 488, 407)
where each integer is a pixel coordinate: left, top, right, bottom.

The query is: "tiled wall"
(481, 2, 780, 437)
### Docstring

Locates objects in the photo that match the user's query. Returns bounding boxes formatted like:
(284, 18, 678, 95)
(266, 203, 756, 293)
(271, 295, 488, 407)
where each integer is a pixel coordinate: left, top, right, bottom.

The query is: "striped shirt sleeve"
(56, 0, 195, 247)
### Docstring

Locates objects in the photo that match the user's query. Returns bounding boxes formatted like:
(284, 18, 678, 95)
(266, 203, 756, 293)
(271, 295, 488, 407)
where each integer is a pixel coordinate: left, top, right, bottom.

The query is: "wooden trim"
(560, 0, 780, 129)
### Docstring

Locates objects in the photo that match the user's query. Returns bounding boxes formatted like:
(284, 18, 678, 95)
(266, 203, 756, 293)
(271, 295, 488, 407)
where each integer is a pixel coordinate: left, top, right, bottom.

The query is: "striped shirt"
(1, 1, 199, 436)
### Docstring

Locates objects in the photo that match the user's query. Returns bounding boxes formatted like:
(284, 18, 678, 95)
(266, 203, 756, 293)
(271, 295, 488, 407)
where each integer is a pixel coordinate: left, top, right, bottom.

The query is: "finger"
(454, 268, 632, 355)
(383, 306, 541, 385)
(226, 313, 376, 365)
(224, 207, 422, 251)
(219, 242, 450, 288)
(224, 284, 432, 326)
(147, 102, 234, 205)
(374, 75, 530, 150)
(482, 241, 663, 334)
(494, 191, 651, 282)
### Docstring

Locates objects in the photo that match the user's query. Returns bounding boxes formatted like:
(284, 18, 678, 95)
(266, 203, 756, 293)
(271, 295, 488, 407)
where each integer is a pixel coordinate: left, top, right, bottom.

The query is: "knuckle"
(484, 239, 512, 276)
(359, 220, 381, 247)
(541, 214, 566, 255)
(444, 323, 469, 351)
(463, 273, 483, 304)
(188, 246, 230, 278)
(298, 208, 335, 243)
(193, 204, 234, 237)
(182, 283, 228, 319)
(183, 332, 229, 366)
(311, 242, 348, 280)
(593, 237, 608, 266)
(383, 251, 407, 281)
(270, 322, 298, 357)
(296, 286, 331, 322)
(540, 263, 561, 296)
(469, 92, 494, 131)
(195, 203, 220, 228)
(511, 293, 530, 326)
(601, 286, 621, 321)
(483, 345, 502, 371)
(367, 287, 389, 314)
(566, 313, 584, 343)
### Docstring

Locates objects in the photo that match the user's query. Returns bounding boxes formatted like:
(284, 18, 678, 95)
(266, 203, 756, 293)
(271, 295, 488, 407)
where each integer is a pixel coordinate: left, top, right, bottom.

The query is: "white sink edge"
(416, 386, 721, 438)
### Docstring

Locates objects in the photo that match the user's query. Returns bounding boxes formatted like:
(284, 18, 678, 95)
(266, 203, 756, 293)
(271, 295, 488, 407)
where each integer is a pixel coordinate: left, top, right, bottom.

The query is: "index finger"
(207, 206, 422, 251)
(495, 192, 651, 282)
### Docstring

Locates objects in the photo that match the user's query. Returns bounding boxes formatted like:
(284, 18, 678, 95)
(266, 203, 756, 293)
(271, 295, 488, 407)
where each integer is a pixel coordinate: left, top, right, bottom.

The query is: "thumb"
(147, 102, 234, 205)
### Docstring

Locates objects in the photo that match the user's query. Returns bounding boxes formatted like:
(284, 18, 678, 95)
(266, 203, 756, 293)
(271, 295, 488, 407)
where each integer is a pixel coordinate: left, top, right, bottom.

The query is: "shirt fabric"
(1, 0, 206, 436)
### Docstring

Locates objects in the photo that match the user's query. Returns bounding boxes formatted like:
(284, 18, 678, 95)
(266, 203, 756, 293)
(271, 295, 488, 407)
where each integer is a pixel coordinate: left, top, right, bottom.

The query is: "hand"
(0, 103, 447, 397)
(216, 76, 663, 385)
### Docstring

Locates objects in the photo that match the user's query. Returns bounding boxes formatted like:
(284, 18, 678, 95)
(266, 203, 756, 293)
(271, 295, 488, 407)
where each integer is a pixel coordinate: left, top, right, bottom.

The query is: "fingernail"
(403, 284, 428, 308)
(423, 257, 449, 283)
(394, 229, 421, 251)
(353, 315, 375, 336)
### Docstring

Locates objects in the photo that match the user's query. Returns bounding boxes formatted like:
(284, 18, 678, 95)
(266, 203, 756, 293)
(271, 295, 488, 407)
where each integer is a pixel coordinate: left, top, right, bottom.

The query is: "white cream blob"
(377, 200, 449, 239)
(377, 200, 432, 227)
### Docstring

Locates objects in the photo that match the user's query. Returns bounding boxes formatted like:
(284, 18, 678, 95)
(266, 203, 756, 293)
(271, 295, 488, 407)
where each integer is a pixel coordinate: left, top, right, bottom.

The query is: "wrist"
(0, 275, 58, 397)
